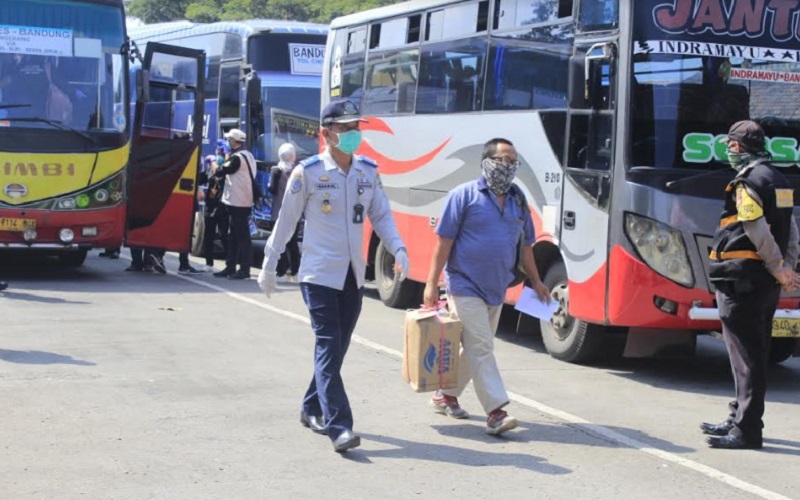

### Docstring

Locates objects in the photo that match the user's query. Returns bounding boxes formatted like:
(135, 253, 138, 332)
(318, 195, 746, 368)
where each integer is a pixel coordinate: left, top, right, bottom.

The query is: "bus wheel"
(190, 210, 205, 257)
(769, 338, 796, 364)
(58, 250, 87, 267)
(375, 241, 420, 309)
(540, 261, 605, 363)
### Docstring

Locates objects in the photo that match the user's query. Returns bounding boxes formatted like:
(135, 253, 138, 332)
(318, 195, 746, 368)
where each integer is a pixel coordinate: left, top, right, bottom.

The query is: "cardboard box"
(402, 308, 462, 393)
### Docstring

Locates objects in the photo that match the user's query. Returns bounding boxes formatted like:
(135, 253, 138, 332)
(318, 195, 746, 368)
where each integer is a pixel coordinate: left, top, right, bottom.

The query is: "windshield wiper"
(0, 104, 32, 110)
(2, 116, 96, 145)
(665, 167, 733, 191)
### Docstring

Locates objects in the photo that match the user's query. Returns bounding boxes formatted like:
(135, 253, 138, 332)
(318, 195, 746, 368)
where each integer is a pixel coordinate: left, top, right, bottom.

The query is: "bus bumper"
(689, 307, 800, 320)
(0, 205, 125, 251)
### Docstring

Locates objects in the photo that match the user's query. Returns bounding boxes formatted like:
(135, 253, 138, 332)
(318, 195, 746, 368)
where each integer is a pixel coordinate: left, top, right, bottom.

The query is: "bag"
(402, 303, 462, 393)
(509, 185, 529, 287)
(239, 153, 262, 206)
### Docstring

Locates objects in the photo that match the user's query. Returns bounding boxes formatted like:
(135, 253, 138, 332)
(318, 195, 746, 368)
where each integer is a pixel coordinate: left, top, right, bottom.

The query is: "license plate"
(772, 318, 800, 337)
(0, 217, 36, 232)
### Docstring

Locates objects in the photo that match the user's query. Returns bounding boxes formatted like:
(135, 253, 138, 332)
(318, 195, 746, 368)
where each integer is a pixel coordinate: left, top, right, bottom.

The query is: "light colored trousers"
(442, 294, 509, 414)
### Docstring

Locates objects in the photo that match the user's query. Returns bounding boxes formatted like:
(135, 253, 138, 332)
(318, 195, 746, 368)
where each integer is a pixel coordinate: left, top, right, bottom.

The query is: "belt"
(709, 250, 762, 261)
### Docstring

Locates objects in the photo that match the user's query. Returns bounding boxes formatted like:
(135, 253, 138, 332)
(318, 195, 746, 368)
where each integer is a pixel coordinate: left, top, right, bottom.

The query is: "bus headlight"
(54, 173, 125, 211)
(624, 213, 694, 287)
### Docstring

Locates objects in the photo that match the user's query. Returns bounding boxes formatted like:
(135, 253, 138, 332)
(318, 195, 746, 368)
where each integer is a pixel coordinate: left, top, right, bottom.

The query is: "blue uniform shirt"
(435, 177, 536, 306)
(264, 150, 405, 290)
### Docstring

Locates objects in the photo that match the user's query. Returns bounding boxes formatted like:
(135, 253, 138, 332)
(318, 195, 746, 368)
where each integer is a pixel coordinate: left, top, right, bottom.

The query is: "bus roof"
(128, 19, 328, 41)
(330, 0, 461, 29)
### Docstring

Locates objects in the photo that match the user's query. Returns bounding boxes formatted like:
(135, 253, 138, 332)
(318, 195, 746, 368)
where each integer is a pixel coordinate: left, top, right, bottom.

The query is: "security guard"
(257, 99, 410, 453)
(702, 120, 800, 449)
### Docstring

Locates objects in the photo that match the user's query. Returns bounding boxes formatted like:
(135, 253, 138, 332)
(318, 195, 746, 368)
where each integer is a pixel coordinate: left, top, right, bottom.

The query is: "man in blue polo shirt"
(423, 137, 550, 435)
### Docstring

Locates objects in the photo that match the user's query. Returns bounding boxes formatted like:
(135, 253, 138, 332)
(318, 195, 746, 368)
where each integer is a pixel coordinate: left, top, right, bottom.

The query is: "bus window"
(336, 27, 367, 107)
(362, 49, 419, 115)
(219, 65, 240, 120)
(416, 38, 487, 114)
(576, 0, 618, 32)
(568, 114, 612, 171)
(369, 17, 410, 51)
(493, 0, 574, 30)
(426, 1, 490, 42)
(484, 38, 570, 111)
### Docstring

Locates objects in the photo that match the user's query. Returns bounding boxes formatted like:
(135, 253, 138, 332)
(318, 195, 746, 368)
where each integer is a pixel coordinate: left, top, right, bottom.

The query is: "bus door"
(126, 42, 206, 251)
(560, 41, 618, 324)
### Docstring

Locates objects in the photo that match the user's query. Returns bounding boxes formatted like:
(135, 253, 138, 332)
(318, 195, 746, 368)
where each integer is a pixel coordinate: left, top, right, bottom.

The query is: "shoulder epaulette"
(299, 155, 322, 168)
(356, 155, 379, 168)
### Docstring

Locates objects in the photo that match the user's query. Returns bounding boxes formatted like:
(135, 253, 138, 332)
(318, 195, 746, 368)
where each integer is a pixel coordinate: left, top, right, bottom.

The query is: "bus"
(322, 0, 800, 363)
(128, 20, 327, 254)
(0, 0, 206, 266)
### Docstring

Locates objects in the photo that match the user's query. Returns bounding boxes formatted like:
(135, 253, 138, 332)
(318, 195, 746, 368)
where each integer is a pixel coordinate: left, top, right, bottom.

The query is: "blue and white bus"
(128, 20, 327, 253)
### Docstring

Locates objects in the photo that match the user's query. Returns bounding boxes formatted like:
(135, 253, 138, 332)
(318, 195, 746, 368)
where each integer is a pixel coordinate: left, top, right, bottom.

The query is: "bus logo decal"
(4, 183, 28, 199)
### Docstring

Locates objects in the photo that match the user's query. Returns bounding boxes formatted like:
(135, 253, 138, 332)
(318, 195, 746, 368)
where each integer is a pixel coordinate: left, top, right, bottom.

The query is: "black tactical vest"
(709, 160, 793, 289)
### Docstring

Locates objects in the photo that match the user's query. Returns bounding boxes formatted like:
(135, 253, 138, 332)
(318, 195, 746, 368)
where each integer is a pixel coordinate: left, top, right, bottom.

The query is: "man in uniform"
(258, 99, 410, 453)
(214, 129, 257, 280)
(702, 120, 800, 449)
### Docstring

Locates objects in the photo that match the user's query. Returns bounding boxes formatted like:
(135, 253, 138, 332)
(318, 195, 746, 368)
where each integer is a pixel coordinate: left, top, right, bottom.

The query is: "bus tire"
(768, 338, 796, 364)
(190, 210, 205, 257)
(58, 250, 87, 267)
(375, 241, 420, 309)
(539, 261, 606, 363)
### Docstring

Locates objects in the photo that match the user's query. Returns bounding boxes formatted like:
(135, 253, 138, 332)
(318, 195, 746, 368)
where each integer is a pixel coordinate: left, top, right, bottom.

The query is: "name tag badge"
(353, 203, 364, 224)
(776, 189, 794, 208)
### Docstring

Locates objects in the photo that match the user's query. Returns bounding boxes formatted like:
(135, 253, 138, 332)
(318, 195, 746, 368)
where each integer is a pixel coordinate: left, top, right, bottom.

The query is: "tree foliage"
(128, 0, 404, 24)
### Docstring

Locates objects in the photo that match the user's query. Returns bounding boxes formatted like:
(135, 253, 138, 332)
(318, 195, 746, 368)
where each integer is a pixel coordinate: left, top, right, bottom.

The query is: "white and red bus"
(0, 0, 206, 266)
(322, 0, 800, 363)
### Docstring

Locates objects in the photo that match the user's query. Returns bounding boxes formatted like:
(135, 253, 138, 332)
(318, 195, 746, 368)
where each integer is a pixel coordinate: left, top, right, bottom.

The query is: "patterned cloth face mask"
(482, 158, 518, 194)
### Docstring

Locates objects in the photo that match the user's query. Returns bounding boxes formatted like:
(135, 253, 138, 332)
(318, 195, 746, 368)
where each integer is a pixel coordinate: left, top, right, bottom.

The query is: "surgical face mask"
(333, 129, 362, 155)
(216, 155, 225, 165)
(481, 158, 518, 194)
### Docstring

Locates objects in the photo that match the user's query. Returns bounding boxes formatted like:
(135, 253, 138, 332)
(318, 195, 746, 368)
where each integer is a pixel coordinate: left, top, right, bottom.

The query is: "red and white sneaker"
(486, 408, 518, 435)
(430, 390, 469, 419)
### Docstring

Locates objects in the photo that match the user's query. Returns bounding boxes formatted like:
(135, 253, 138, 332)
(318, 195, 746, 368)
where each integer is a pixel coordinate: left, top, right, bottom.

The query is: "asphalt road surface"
(1, 253, 799, 500)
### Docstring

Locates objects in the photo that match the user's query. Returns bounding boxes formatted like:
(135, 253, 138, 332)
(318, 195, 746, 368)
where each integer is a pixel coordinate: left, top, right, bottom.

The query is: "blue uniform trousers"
(300, 266, 363, 440)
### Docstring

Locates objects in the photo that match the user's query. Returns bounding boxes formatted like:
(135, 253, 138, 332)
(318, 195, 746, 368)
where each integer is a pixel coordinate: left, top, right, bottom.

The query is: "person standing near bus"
(268, 142, 301, 281)
(257, 99, 409, 452)
(702, 120, 800, 450)
(423, 138, 550, 436)
(201, 153, 229, 272)
(214, 129, 257, 280)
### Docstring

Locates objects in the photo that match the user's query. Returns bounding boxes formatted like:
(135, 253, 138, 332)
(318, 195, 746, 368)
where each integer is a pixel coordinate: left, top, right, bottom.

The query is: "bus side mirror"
(136, 69, 150, 102)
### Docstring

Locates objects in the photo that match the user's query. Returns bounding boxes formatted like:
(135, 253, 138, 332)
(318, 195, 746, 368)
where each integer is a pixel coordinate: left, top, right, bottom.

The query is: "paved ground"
(1, 253, 798, 500)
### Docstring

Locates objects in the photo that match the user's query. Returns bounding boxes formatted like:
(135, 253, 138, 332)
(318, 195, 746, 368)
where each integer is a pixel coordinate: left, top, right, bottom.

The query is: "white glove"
(257, 268, 277, 299)
(394, 248, 410, 281)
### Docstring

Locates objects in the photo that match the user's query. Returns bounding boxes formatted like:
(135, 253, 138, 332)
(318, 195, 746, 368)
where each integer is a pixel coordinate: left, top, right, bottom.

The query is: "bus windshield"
(248, 32, 325, 163)
(631, 53, 800, 172)
(0, 0, 127, 145)
(258, 84, 321, 162)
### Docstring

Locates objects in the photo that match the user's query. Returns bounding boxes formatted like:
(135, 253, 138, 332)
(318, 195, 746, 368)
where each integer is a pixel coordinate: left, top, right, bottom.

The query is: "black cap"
(321, 99, 368, 126)
(721, 120, 766, 152)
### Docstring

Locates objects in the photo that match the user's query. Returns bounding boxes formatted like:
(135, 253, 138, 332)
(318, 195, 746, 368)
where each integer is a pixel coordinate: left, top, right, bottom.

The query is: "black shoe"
(149, 254, 167, 274)
(213, 269, 233, 278)
(124, 265, 144, 272)
(707, 434, 762, 450)
(0, 281, 8, 291)
(98, 251, 112, 258)
(108, 251, 120, 260)
(332, 430, 361, 453)
(300, 412, 327, 435)
(227, 270, 250, 280)
(700, 421, 734, 436)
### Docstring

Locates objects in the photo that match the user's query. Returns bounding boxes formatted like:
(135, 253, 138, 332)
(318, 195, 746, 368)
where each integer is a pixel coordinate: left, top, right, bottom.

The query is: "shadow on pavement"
(431, 421, 694, 454)
(355, 432, 572, 474)
(0, 349, 95, 366)
(0, 290, 90, 304)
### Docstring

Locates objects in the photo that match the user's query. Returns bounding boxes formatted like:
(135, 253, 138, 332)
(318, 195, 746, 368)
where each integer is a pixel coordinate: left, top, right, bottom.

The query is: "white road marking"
(169, 267, 791, 500)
